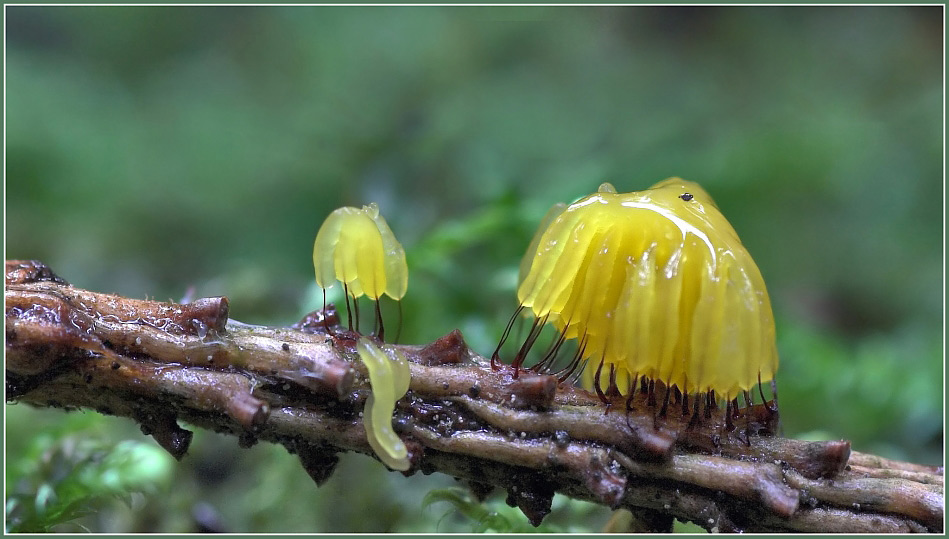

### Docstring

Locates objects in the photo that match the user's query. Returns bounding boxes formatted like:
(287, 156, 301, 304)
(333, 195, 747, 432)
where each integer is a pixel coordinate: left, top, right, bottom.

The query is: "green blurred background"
(5, 5, 943, 533)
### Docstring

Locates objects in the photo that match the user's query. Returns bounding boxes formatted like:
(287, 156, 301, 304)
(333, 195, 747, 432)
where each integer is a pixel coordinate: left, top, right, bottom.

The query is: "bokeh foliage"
(5, 5, 943, 533)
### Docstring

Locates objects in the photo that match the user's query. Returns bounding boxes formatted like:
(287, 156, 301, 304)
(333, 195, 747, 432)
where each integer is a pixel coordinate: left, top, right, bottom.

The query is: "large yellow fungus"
(508, 178, 778, 406)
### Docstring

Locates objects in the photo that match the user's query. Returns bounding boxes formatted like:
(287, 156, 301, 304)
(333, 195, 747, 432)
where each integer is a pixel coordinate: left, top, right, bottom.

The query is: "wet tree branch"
(5, 260, 943, 533)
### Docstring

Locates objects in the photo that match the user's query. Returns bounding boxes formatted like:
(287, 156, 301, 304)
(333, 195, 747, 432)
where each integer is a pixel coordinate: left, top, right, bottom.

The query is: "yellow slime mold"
(356, 337, 410, 471)
(313, 202, 408, 339)
(516, 178, 778, 401)
(313, 203, 407, 301)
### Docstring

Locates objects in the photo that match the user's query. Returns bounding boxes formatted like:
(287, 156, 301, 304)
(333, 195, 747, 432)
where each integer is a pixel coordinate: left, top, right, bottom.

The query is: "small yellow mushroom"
(313, 203, 408, 339)
(356, 337, 411, 471)
(500, 178, 779, 416)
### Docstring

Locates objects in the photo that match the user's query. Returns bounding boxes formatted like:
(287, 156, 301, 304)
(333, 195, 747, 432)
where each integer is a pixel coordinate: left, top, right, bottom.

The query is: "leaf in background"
(5, 437, 173, 533)
(423, 487, 524, 533)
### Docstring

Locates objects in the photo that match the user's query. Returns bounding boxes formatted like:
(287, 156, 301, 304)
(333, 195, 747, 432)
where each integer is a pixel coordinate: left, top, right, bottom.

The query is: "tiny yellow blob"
(356, 337, 411, 471)
(514, 178, 778, 402)
(313, 203, 408, 301)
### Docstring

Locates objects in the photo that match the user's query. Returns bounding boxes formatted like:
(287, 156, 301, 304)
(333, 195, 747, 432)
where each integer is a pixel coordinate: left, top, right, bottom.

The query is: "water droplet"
(194, 320, 208, 339)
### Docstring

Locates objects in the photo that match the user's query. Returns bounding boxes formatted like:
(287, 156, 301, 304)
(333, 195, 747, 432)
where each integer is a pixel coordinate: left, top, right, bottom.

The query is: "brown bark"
(5, 260, 943, 533)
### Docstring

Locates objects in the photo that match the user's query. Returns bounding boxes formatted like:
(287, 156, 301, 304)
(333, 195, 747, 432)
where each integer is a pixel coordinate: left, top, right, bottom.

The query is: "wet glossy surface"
(312, 203, 408, 301)
(518, 179, 778, 399)
(356, 337, 411, 471)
